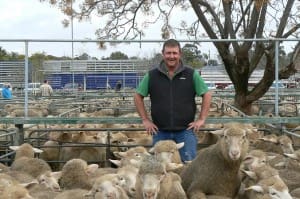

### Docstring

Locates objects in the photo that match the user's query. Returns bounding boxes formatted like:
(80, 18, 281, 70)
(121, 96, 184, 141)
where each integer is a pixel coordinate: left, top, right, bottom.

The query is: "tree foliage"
(182, 43, 205, 68)
(102, 51, 129, 60)
(39, 0, 300, 114)
(0, 47, 24, 61)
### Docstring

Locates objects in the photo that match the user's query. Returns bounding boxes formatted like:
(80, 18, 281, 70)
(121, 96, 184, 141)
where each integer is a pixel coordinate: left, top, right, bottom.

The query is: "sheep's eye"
(270, 192, 277, 196)
(135, 153, 140, 157)
(96, 187, 103, 192)
(40, 178, 45, 183)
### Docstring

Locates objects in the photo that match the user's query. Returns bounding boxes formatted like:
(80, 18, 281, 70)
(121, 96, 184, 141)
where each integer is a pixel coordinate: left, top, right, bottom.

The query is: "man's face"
(162, 46, 181, 69)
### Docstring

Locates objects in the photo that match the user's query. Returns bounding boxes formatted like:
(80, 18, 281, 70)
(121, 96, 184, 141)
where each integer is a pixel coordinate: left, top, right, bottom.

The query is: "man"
(134, 39, 212, 162)
(2, 83, 13, 99)
(40, 80, 53, 97)
(115, 80, 122, 92)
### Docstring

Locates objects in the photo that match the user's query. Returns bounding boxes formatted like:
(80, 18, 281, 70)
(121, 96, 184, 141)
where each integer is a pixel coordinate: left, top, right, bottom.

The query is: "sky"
(0, 0, 213, 59)
(0, 0, 170, 59)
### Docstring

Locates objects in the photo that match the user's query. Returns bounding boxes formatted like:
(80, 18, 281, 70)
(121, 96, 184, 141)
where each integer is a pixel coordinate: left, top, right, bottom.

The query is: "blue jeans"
(152, 129, 197, 162)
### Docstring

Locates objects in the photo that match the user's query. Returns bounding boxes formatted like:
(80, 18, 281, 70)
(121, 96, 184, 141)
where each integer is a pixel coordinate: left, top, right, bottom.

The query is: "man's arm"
(198, 91, 212, 121)
(187, 91, 212, 131)
(134, 93, 149, 121)
(134, 93, 158, 135)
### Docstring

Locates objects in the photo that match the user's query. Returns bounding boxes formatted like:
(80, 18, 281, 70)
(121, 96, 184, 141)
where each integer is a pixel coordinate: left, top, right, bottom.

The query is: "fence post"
(14, 124, 24, 145)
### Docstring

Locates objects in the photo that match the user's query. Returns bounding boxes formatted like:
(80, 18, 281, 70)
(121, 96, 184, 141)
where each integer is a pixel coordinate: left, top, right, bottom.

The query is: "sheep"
(2, 183, 35, 199)
(252, 134, 294, 155)
(10, 143, 52, 178)
(135, 155, 187, 199)
(244, 175, 293, 199)
(240, 152, 294, 199)
(242, 149, 268, 171)
(8, 108, 48, 117)
(290, 187, 300, 199)
(58, 132, 107, 169)
(116, 164, 139, 197)
(0, 162, 10, 172)
(0, 173, 37, 199)
(19, 171, 62, 199)
(149, 140, 184, 164)
(278, 168, 300, 192)
(59, 158, 98, 190)
(84, 173, 129, 199)
(180, 123, 249, 198)
(53, 189, 90, 199)
(39, 140, 61, 171)
(110, 146, 150, 168)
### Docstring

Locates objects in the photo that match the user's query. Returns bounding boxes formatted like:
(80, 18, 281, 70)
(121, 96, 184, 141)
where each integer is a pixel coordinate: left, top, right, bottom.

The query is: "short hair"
(162, 39, 181, 52)
(44, 80, 48, 83)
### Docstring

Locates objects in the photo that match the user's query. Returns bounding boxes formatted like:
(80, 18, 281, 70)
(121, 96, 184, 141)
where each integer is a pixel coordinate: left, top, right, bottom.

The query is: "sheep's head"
(85, 174, 125, 199)
(242, 149, 267, 171)
(245, 175, 292, 199)
(149, 140, 184, 164)
(117, 165, 139, 197)
(215, 124, 249, 161)
(37, 171, 62, 192)
(278, 135, 294, 154)
(138, 156, 166, 199)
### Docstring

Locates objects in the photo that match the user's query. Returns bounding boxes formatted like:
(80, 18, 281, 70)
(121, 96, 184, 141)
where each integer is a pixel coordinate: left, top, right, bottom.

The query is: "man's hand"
(187, 119, 205, 132)
(142, 119, 158, 135)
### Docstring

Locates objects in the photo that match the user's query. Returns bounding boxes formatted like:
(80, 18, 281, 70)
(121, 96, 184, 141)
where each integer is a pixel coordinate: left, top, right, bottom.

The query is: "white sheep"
(2, 183, 35, 199)
(53, 189, 90, 199)
(116, 164, 139, 197)
(244, 175, 293, 199)
(180, 123, 250, 198)
(149, 140, 184, 164)
(58, 132, 107, 169)
(59, 158, 98, 190)
(0, 173, 36, 199)
(10, 143, 52, 178)
(110, 146, 150, 168)
(135, 155, 187, 199)
(84, 173, 129, 199)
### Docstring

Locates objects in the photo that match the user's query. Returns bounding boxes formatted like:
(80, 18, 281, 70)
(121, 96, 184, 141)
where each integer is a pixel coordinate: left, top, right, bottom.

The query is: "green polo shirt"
(136, 70, 208, 97)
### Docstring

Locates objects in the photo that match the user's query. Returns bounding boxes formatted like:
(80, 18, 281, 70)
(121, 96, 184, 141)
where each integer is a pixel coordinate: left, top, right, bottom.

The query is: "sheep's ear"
(149, 147, 155, 153)
(127, 138, 136, 143)
(51, 171, 62, 181)
(9, 146, 20, 151)
(33, 147, 43, 154)
(245, 185, 264, 193)
(283, 153, 298, 160)
(267, 155, 277, 161)
(84, 190, 94, 197)
(243, 155, 254, 165)
(274, 161, 286, 167)
(85, 164, 99, 176)
(20, 180, 39, 188)
(184, 160, 192, 164)
(210, 129, 224, 136)
(176, 142, 184, 149)
(241, 170, 257, 180)
(113, 151, 126, 158)
(166, 162, 183, 171)
(109, 159, 121, 167)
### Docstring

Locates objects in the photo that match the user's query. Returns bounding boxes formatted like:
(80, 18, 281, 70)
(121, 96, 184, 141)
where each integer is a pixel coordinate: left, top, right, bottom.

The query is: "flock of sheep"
(0, 95, 299, 199)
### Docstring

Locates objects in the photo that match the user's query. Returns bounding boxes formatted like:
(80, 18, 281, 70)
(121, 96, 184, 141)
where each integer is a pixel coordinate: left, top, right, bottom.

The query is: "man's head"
(162, 39, 182, 69)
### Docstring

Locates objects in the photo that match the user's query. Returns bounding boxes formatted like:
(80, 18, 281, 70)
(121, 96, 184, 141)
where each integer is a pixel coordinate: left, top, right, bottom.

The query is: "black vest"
(149, 66, 196, 131)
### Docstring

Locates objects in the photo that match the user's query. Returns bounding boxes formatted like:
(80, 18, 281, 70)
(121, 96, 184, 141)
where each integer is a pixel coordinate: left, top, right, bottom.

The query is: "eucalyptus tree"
(39, 0, 300, 114)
